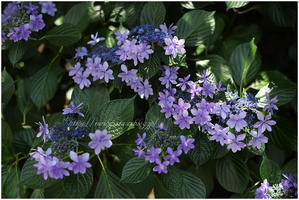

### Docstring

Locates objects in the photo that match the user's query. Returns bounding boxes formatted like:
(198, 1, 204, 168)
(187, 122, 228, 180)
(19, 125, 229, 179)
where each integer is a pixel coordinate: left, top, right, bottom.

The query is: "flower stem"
(233, 6, 256, 15)
(97, 155, 114, 198)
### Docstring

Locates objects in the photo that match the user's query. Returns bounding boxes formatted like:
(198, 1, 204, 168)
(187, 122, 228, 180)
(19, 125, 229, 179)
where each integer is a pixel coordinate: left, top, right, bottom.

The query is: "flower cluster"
(132, 123, 194, 174)
(255, 174, 297, 198)
(31, 101, 113, 180)
(157, 68, 278, 153)
(2, 2, 57, 43)
(69, 23, 185, 101)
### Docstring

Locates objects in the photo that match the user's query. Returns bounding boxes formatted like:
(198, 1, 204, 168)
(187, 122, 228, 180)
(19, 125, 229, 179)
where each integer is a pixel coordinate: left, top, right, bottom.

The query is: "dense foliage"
(1, 1, 297, 198)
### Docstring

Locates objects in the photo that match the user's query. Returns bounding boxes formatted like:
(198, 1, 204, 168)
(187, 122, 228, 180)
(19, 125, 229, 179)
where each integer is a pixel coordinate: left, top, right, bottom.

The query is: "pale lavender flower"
(69, 62, 83, 77)
(227, 111, 248, 132)
(191, 108, 211, 126)
(159, 23, 177, 37)
(29, 14, 45, 32)
(158, 90, 175, 107)
(164, 147, 181, 165)
(216, 81, 226, 92)
(263, 93, 278, 115)
(99, 61, 114, 83)
(160, 103, 174, 118)
(130, 77, 143, 92)
(197, 70, 208, 83)
(69, 151, 91, 174)
(173, 110, 193, 129)
(156, 122, 167, 131)
(253, 113, 276, 134)
(159, 65, 178, 88)
(136, 132, 146, 147)
(196, 99, 214, 113)
(62, 101, 84, 117)
(187, 81, 201, 99)
(146, 147, 162, 164)
(176, 75, 190, 91)
(118, 64, 137, 84)
(84, 57, 101, 79)
(248, 130, 268, 149)
(74, 47, 88, 59)
(164, 36, 186, 58)
(138, 79, 153, 99)
(202, 82, 216, 98)
(49, 157, 70, 179)
(24, 3, 39, 15)
(34, 156, 56, 180)
(30, 147, 52, 162)
(281, 174, 296, 192)
(9, 24, 31, 42)
(35, 116, 49, 143)
(153, 160, 169, 174)
(88, 129, 113, 155)
(133, 146, 145, 158)
(173, 98, 191, 115)
(87, 32, 104, 46)
(226, 133, 246, 153)
(137, 42, 154, 63)
(40, 2, 57, 16)
(115, 30, 129, 46)
(255, 179, 272, 199)
(73, 71, 91, 89)
(178, 135, 195, 154)
(213, 102, 231, 119)
(208, 124, 229, 146)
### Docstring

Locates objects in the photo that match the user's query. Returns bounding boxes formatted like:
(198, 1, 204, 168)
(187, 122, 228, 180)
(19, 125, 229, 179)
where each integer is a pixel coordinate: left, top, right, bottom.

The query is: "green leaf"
(17, 79, 34, 115)
(2, 68, 15, 106)
(2, 121, 14, 163)
(260, 157, 281, 185)
(177, 170, 206, 198)
(45, 23, 81, 46)
(124, 3, 145, 29)
(20, 159, 58, 189)
(127, 174, 155, 198)
(98, 96, 135, 139)
(216, 154, 249, 193)
(189, 134, 213, 166)
(282, 159, 297, 179)
(139, 54, 160, 79)
(2, 165, 22, 198)
(229, 38, 259, 88)
(95, 169, 135, 198)
(180, 2, 213, 9)
(30, 65, 59, 109)
(44, 168, 93, 198)
(226, 1, 249, 11)
(8, 41, 27, 65)
(120, 157, 152, 183)
(64, 2, 94, 32)
(140, 2, 166, 26)
(13, 127, 35, 153)
(176, 10, 215, 47)
(160, 167, 183, 197)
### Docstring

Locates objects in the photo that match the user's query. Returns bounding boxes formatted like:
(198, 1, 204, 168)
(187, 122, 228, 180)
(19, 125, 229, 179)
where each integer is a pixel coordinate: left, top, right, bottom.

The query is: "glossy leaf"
(140, 2, 166, 26)
(260, 157, 281, 185)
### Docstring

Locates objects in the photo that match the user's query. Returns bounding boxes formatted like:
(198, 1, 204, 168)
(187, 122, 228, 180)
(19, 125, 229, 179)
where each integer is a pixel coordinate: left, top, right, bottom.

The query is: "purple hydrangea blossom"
(118, 64, 137, 84)
(160, 103, 174, 118)
(73, 71, 91, 89)
(69, 151, 91, 174)
(136, 132, 146, 147)
(197, 70, 208, 83)
(153, 160, 169, 174)
(225, 133, 246, 153)
(137, 79, 153, 99)
(164, 36, 186, 58)
(115, 30, 129, 46)
(158, 90, 175, 107)
(146, 147, 162, 164)
(159, 66, 178, 88)
(280, 174, 296, 193)
(208, 124, 229, 146)
(49, 157, 70, 179)
(36, 116, 49, 143)
(253, 113, 276, 134)
(191, 108, 211, 126)
(216, 81, 226, 92)
(187, 81, 201, 99)
(248, 130, 268, 149)
(130, 77, 143, 92)
(176, 75, 190, 91)
(173, 110, 193, 129)
(156, 122, 167, 131)
(263, 93, 278, 115)
(164, 147, 182, 165)
(202, 82, 216, 98)
(84, 57, 101, 79)
(40, 2, 57, 16)
(74, 47, 88, 59)
(178, 135, 195, 154)
(98, 61, 114, 83)
(213, 102, 231, 119)
(62, 101, 84, 117)
(133, 146, 145, 158)
(87, 32, 104, 46)
(159, 23, 177, 38)
(88, 129, 113, 155)
(255, 179, 272, 199)
(30, 147, 52, 162)
(69, 62, 83, 77)
(24, 3, 39, 15)
(196, 99, 214, 113)
(173, 98, 191, 115)
(33, 156, 56, 180)
(29, 14, 45, 32)
(227, 111, 248, 132)
(8, 24, 31, 42)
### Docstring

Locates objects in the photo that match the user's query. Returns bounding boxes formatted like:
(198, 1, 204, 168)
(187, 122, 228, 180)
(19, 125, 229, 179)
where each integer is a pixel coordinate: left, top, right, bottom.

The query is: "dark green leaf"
(176, 10, 215, 47)
(127, 174, 155, 198)
(13, 127, 35, 153)
(2, 165, 22, 198)
(45, 23, 81, 46)
(30, 65, 59, 109)
(2, 68, 15, 106)
(282, 159, 297, 179)
(94, 169, 135, 198)
(189, 134, 213, 166)
(226, 1, 249, 11)
(8, 41, 27, 65)
(17, 79, 34, 115)
(140, 2, 166, 26)
(139, 54, 160, 79)
(20, 159, 58, 189)
(229, 38, 259, 88)
(180, 2, 214, 9)
(216, 154, 249, 193)
(160, 167, 183, 197)
(260, 157, 281, 185)
(120, 157, 152, 183)
(177, 170, 206, 198)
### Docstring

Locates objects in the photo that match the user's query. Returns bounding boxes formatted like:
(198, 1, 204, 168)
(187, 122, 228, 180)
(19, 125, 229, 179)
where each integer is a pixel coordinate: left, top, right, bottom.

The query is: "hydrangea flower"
(40, 1, 57, 16)
(69, 151, 92, 174)
(137, 79, 153, 99)
(153, 160, 169, 174)
(159, 66, 178, 88)
(98, 61, 114, 83)
(9, 24, 31, 42)
(30, 147, 52, 162)
(226, 133, 246, 153)
(36, 116, 49, 142)
(173, 110, 193, 129)
(156, 122, 167, 131)
(62, 101, 84, 117)
(253, 113, 276, 134)
(227, 111, 247, 132)
(118, 64, 137, 84)
(263, 93, 278, 115)
(191, 108, 211, 126)
(208, 124, 229, 146)
(87, 32, 105, 46)
(159, 23, 177, 38)
(72, 71, 91, 89)
(115, 30, 129, 46)
(176, 75, 190, 91)
(213, 102, 231, 119)
(255, 179, 272, 199)
(69, 62, 83, 77)
(33, 156, 57, 180)
(173, 98, 191, 114)
(248, 130, 268, 149)
(146, 147, 162, 164)
(88, 129, 113, 155)
(29, 14, 45, 32)
(164, 147, 181, 165)
(136, 132, 146, 147)
(133, 146, 145, 158)
(49, 157, 70, 179)
(178, 135, 195, 154)
(202, 82, 216, 98)
(187, 81, 201, 99)
(74, 47, 88, 59)
(164, 36, 186, 58)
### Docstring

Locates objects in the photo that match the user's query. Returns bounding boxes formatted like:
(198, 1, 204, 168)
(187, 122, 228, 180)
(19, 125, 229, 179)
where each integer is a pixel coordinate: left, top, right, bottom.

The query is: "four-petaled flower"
(69, 151, 92, 174)
(62, 101, 84, 117)
(226, 133, 246, 153)
(87, 32, 105, 46)
(178, 135, 195, 154)
(146, 147, 162, 164)
(164, 147, 181, 165)
(136, 132, 146, 147)
(227, 111, 248, 132)
(253, 113, 276, 134)
(36, 116, 49, 143)
(88, 129, 113, 155)
(153, 160, 169, 174)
